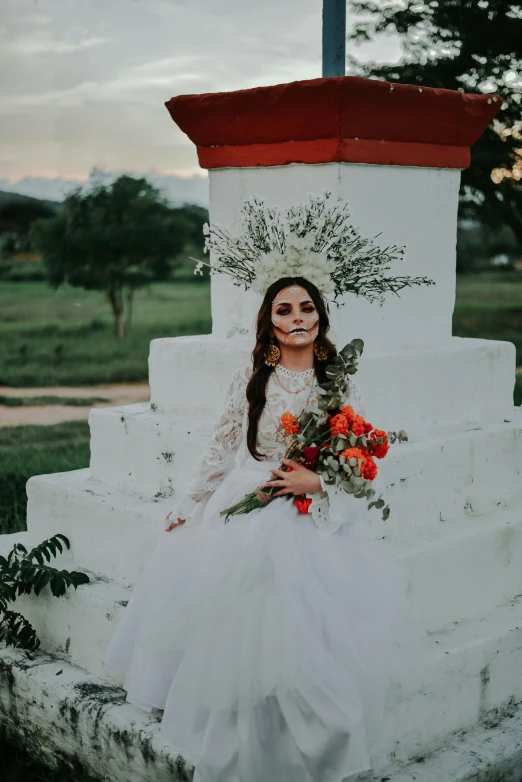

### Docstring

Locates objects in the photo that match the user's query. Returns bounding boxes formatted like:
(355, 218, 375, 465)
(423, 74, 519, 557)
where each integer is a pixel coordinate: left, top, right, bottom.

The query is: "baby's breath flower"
(196, 192, 432, 303)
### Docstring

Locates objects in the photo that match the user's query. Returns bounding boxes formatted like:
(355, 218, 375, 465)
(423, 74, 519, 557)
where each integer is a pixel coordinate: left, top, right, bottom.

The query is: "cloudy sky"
(0, 0, 402, 203)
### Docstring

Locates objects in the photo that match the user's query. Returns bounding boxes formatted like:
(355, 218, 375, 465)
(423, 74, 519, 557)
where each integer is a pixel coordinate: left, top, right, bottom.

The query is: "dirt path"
(0, 383, 150, 427)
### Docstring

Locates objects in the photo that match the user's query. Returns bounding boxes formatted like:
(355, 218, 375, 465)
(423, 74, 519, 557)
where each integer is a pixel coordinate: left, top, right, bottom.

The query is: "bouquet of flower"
(220, 339, 407, 523)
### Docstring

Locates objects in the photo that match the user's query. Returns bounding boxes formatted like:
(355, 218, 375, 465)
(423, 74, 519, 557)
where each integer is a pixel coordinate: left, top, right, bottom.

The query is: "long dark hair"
(246, 277, 336, 460)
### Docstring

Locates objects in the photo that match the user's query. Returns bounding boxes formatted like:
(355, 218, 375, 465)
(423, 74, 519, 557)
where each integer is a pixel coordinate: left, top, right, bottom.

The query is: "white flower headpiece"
(191, 192, 434, 304)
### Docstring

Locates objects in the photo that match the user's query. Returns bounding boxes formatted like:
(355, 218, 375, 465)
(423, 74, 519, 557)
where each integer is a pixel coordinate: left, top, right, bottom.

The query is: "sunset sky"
(1, 0, 401, 201)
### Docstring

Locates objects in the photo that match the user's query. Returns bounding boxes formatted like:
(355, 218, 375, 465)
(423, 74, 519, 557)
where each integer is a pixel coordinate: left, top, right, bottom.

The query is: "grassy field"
(453, 271, 522, 366)
(0, 273, 520, 387)
(0, 421, 90, 534)
(0, 280, 211, 386)
(0, 394, 109, 407)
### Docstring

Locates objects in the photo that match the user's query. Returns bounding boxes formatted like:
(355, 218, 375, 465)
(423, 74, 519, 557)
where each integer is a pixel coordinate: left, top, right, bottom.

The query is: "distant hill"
(0, 172, 209, 208)
(0, 190, 60, 212)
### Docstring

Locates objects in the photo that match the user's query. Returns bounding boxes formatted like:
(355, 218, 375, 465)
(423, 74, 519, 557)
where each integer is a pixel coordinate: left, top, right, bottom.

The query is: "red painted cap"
(165, 76, 501, 170)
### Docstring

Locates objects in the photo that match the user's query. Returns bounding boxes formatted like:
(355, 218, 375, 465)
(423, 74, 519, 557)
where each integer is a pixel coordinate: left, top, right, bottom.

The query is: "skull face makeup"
(271, 286, 320, 349)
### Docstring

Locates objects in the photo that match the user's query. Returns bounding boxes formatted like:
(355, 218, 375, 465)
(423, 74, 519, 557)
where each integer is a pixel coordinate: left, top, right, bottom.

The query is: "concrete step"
(383, 502, 522, 631)
(148, 334, 516, 429)
(374, 597, 522, 765)
(0, 531, 127, 681)
(88, 403, 210, 503)
(26, 468, 522, 632)
(88, 402, 522, 530)
(26, 469, 170, 587)
(13, 572, 132, 682)
(1, 602, 522, 780)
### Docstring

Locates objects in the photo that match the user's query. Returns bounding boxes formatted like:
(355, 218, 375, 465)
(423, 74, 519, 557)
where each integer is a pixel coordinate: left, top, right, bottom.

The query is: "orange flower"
(341, 447, 378, 480)
(361, 455, 378, 480)
(330, 413, 349, 436)
(280, 412, 300, 434)
(341, 446, 366, 463)
(351, 415, 366, 436)
(340, 405, 357, 424)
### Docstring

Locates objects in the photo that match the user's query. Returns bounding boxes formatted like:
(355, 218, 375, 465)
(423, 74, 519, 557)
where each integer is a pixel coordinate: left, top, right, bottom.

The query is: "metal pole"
(322, 0, 346, 78)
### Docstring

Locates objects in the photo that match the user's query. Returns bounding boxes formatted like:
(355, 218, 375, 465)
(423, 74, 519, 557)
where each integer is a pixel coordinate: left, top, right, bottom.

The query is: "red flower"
(368, 442, 390, 459)
(367, 429, 390, 459)
(363, 421, 373, 434)
(294, 496, 312, 514)
(303, 445, 320, 469)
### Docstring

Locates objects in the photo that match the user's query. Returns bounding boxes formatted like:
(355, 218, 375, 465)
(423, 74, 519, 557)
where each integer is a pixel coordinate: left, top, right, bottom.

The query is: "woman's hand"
(263, 459, 322, 497)
(165, 510, 186, 532)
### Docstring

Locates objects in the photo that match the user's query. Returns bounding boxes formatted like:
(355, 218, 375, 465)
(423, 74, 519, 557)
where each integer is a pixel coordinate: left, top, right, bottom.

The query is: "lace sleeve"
(307, 375, 367, 534)
(170, 365, 250, 525)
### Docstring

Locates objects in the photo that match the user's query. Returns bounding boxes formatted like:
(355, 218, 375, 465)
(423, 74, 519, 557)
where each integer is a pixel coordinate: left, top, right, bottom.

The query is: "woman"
(102, 276, 423, 782)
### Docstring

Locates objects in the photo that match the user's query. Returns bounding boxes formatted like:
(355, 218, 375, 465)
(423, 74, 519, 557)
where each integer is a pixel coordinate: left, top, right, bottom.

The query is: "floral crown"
(191, 191, 434, 304)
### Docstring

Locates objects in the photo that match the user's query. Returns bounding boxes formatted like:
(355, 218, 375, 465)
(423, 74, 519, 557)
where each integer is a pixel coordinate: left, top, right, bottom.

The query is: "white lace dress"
(102, 364, 423, 782)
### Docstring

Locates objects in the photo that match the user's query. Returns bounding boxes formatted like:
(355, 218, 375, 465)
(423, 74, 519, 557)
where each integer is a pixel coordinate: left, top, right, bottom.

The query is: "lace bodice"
(174, 362, 366, 531)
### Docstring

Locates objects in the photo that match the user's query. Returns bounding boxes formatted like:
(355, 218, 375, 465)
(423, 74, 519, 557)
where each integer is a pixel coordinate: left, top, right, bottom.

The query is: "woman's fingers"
(263, 479, 286, 488)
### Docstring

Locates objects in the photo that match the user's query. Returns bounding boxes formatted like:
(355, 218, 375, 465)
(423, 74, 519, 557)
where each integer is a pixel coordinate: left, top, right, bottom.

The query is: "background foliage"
(348, 0, 522, 270)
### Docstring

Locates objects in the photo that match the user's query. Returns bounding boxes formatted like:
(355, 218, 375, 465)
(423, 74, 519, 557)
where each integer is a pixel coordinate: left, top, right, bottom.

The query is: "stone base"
(1, 645, 521, 782)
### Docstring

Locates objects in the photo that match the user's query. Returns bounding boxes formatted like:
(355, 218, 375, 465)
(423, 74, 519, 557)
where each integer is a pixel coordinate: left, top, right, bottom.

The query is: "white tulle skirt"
(102, 458, 428, 782)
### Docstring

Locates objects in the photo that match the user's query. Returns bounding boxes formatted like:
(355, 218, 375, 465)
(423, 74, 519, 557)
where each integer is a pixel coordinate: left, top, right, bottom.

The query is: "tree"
(32, 174, 191, 337)
(0, 198, 56, 255)
(347, 1, 522, 247)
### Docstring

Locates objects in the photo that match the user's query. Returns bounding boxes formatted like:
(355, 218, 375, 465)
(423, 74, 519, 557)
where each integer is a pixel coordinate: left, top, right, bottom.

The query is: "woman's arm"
(166, 365, 250, 530)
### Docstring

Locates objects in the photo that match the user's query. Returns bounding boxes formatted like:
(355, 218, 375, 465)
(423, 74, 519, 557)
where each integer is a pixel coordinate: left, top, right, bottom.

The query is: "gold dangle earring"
(264, 337, 281, 367)
(314, 339, 329, 361)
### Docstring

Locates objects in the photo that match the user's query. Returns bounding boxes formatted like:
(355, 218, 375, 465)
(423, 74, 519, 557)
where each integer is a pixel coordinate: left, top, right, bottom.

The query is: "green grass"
(0, 395, 109, 407)
(453, 270, 522, 366)
(0, 280, 211, 387)
(515, 374, 522, 407)
(0, 421, 90, 534)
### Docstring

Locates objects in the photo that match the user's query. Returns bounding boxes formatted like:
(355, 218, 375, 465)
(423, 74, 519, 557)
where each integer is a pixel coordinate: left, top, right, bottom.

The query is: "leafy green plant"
(0, 534, 90, 652)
